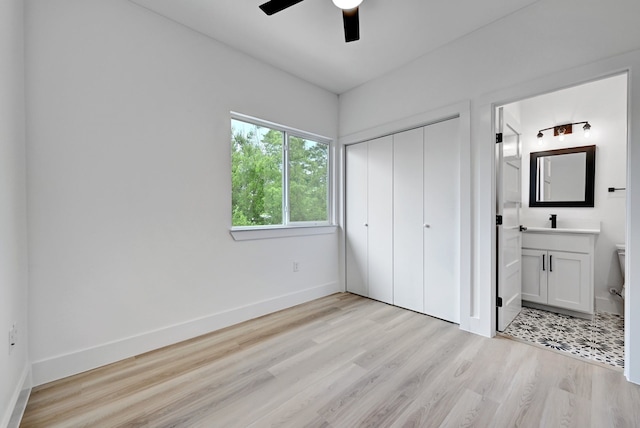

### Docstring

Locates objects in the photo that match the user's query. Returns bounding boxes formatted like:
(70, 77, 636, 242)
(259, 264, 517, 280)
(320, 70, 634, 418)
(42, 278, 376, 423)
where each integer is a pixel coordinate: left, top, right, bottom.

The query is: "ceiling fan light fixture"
(260, 0, 362, 42)
(332, 0, 362, 10)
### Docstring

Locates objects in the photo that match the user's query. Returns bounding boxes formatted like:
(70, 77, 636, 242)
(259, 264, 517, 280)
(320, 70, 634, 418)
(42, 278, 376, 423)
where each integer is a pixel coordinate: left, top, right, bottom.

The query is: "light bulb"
(537, 131, 544, 146)
(332, 0, 363, 9)
(559, 134, 565, 142)
(583, 122, 591, 138)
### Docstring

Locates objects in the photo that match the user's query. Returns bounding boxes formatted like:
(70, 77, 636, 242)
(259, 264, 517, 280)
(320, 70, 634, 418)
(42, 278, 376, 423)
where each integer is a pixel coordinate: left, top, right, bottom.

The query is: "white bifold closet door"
(423, 118, 460, 323)
(345, 136, 393, 304)
(345, 142, 369, 297)
(393, 127, 425, 312)
(346, 118, 459, 323)
(392, 118, 460, 322)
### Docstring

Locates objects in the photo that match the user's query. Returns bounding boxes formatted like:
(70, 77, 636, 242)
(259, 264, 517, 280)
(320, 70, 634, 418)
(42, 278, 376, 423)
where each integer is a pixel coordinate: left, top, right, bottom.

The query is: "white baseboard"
(2, 364, 31, 428)
(31, 282, 340, 386)
(596, 295, 624, 315)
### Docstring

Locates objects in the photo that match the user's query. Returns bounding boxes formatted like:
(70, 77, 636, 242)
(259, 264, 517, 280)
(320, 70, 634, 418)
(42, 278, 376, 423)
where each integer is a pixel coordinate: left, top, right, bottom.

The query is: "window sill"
(230, 225, 338, 241)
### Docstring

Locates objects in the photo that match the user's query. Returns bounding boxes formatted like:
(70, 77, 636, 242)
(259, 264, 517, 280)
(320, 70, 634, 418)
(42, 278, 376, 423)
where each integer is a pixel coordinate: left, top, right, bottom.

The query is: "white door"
(424, 118, 460, 323)
(345, 143, 368, 297)
(393, 127, 424, 312)
(497, 107, 523, 331)
(367, 136, 394, 304)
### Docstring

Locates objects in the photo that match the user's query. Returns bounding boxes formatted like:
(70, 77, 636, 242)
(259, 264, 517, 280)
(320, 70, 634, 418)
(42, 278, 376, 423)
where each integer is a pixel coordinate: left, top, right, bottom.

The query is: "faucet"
(549, 214, 557, 229)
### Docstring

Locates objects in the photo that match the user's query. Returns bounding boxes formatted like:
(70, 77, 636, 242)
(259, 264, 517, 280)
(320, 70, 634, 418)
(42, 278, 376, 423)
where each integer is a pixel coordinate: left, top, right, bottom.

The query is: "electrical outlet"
(293, 261, 299, 272)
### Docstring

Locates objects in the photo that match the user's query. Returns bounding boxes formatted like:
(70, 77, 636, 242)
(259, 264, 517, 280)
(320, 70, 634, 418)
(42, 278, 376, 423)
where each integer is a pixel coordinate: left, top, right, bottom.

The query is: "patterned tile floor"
(503, 306, 624, 369)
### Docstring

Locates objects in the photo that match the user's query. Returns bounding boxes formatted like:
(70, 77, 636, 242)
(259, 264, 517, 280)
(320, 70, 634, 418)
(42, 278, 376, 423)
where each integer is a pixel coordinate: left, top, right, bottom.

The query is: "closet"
(345, 118, 460, 323)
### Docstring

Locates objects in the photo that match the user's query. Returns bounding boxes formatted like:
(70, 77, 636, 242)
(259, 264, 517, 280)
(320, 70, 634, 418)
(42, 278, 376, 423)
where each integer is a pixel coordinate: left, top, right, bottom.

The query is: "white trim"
(230, 224, 337, 241)
(30, 281, 340, 386)
(231, 111, 332, 144)
(458, 104, 472, 333)
(595, 295, 624, 316)
(339, 101, 467, 146)
(2, 364, 31, 428)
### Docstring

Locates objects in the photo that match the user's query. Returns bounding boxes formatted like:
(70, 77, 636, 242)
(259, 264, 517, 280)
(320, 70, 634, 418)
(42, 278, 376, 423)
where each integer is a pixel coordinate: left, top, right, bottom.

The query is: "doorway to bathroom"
(495, 73, 628, 370)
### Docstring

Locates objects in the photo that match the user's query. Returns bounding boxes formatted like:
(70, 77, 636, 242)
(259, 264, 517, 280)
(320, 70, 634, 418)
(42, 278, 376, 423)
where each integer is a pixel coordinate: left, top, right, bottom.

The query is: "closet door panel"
(345, 143, 368, 297)
(367, 136, 394, 304)
(393, 128, 424, 312)
(424, 118, 460, 323)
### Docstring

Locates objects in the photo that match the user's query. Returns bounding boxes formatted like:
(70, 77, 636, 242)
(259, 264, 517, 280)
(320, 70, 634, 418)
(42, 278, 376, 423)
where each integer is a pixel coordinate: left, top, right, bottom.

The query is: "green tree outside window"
(231, 118, 329, 227)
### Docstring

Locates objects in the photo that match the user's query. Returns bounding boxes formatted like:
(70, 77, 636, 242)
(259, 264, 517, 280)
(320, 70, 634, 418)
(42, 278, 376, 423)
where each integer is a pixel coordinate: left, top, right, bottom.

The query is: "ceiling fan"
(259, 0, 362, 43)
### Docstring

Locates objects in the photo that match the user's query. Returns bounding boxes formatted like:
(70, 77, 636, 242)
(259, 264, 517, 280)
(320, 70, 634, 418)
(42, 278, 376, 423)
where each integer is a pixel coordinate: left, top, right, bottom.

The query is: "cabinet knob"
(424, 224, 431, 228)
(364, 223, 368, 227)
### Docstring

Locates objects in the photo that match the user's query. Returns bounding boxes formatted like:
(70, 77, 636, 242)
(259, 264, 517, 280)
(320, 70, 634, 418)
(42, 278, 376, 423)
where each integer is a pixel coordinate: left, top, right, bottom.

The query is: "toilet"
(617, 244, 626, 298)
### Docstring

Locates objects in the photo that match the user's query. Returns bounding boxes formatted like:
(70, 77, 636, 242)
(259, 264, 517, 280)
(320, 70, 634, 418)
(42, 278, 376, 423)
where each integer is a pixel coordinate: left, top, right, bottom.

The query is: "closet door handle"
(542, 254, 545, 271)
(549, 255, 553, 272)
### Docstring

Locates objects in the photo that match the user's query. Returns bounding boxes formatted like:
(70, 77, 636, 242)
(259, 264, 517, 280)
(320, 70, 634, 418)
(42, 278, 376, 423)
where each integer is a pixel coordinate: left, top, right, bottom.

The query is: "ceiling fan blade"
(342, 7, 360, 42)
(259, 0, 305, 15)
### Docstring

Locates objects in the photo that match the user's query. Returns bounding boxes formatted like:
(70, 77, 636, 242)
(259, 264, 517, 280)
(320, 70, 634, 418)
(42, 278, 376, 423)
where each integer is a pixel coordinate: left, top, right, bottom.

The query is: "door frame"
(486, 66, 634, 380)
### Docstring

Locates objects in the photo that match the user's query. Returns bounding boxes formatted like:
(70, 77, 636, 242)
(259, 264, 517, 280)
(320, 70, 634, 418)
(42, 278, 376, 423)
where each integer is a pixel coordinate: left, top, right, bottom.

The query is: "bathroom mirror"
(529, 145, 596, 207)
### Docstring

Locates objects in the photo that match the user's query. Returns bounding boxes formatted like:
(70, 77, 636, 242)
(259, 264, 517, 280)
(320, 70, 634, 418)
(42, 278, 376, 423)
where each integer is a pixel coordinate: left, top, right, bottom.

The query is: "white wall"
(338, 0, 640, 383)
(25, 0, 339, 386)
(0, 0, 30, 425)
(509, 74, 627, 314)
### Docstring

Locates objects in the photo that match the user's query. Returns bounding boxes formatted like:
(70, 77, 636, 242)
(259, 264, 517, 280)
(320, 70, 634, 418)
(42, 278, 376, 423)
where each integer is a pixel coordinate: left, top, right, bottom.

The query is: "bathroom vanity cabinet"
(522, 230, 597, 314)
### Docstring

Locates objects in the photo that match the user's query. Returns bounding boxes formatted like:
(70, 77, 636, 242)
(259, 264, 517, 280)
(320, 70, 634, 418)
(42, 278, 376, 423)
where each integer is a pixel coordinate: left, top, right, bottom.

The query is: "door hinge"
(496, 215, 503, 226)
(497, 297, 503, 307)
(496, 133, 503, 144)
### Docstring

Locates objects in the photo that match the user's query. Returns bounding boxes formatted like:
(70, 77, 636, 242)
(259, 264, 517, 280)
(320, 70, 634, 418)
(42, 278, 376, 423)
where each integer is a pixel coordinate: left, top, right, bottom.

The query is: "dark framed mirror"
(529, 145, 596, 207)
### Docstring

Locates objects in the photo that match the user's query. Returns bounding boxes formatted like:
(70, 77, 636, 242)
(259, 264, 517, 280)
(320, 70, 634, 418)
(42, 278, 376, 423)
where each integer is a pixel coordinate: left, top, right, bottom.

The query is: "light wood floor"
(21, 293, 640, 427)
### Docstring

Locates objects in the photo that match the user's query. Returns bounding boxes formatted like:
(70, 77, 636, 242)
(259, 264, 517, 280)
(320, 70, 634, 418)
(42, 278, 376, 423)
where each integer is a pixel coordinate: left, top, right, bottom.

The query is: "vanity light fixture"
(536, 121, 592, 143)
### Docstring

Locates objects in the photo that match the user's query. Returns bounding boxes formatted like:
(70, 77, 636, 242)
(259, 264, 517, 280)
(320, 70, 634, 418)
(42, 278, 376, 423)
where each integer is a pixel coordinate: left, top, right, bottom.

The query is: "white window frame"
(230, 112, 336, 240)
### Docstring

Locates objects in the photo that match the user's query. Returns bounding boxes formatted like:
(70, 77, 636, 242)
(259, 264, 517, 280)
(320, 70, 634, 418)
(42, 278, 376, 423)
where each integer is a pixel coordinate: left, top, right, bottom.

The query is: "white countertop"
(524, 226, 600, 235)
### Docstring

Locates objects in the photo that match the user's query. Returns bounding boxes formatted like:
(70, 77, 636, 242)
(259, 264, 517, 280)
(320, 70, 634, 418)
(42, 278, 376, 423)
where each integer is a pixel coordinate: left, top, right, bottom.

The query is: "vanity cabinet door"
(547, 251, 591, 313)
(522, 249, 547, 304)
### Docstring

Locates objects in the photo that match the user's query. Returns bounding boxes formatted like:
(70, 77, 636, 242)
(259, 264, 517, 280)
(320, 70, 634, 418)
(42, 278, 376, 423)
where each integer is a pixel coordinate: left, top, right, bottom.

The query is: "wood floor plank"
(20, 293, 640, 428)
(438, 388, 500, 428)
(539, 387, 592, 428)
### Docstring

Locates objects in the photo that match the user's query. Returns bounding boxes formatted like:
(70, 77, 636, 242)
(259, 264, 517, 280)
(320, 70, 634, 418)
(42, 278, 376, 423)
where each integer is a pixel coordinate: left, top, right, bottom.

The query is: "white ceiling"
(130, 0, 540, 94)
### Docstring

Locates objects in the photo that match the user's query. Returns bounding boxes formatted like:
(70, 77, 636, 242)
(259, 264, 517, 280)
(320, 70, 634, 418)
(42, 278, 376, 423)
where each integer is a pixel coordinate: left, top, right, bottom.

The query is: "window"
(231, 115, 331, 228)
